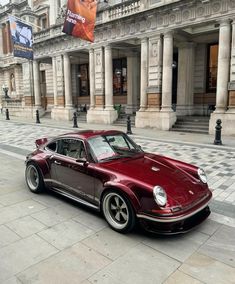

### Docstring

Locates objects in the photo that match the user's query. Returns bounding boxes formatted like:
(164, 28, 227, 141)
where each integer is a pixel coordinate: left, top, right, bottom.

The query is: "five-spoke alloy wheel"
(102, 190, 136, 233)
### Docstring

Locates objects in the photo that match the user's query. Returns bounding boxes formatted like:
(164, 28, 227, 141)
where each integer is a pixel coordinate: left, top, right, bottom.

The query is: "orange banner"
(62, 0, 97, 42)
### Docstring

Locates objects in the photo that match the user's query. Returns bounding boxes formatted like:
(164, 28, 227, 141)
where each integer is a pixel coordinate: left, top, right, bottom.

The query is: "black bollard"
(36, 110, 40, 124)
(5, 108, 10, 120)
(73, 112, 78, 128)
(126, 115, 132, 135)
(214, 119, 222, 145)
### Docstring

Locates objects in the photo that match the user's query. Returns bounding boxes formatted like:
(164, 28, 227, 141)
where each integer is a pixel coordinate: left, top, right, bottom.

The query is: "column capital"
(140, 37, 148, 44)
(148, 34, 162, 41)
(63, 52, 69, 59)
(163, 30, 174, 38)
(218, 19, 231, 27)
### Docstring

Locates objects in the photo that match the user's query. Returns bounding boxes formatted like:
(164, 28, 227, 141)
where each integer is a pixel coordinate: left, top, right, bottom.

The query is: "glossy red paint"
(25, 130, 212, 234)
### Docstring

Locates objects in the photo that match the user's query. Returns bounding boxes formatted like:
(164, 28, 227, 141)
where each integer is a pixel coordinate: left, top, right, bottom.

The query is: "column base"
(51, 107, 76, 121)
(209, 112, 235, 135)
(87, 108, 118, 124)
(135, 109, 176, 130)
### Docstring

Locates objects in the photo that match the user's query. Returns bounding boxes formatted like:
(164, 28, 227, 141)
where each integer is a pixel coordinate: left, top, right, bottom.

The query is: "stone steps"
(113, 114, 135, 126)
(171, 116, 209, 134)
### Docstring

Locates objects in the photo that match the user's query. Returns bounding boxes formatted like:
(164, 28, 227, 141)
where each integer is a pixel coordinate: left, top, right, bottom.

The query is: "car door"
(49, 138, 95, 204)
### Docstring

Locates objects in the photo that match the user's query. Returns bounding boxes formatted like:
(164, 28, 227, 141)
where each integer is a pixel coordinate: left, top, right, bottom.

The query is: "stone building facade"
(1, 0, 235, 135)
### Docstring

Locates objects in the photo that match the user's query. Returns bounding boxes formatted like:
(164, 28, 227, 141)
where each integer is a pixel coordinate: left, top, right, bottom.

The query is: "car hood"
(100, 153, 207, 206)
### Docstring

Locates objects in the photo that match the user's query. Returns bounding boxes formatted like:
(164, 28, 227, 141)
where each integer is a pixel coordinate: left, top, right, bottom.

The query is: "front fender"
(103, 181, 141, 212)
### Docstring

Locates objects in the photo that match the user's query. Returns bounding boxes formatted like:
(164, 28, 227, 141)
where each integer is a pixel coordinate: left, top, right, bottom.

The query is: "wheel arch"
(26, 158, 50, 178)
(100, 183, 141, 213)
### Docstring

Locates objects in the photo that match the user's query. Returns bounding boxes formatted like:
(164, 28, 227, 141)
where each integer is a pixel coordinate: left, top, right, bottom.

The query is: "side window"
(45, 141, 57, 152)
(58, 139, 86, 159)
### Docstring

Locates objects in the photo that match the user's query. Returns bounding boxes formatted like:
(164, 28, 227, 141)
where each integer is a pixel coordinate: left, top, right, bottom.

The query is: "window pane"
(208, 44, 218, 91)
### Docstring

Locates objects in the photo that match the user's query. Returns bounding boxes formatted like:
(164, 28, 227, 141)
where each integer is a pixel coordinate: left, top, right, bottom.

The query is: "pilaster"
(33, 60, 42, 108)
(89, 48, 95, 110)
(139, 38, 148, 111)
(176, 42, 195, 116)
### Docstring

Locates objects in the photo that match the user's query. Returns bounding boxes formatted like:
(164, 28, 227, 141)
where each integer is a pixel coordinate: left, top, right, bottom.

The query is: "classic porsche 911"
(25, 130, 212, 234)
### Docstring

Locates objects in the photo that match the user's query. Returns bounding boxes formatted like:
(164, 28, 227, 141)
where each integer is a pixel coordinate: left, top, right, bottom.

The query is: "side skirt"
(50, 187, 100, 211)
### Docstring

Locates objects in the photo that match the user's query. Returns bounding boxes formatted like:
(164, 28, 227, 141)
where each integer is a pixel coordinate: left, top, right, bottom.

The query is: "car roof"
(58, 130, 124, 140)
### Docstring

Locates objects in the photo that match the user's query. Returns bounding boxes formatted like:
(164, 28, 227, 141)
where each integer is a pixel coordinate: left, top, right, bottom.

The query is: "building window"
(78, 64, 89, 96)
(113, 58, 127, 95)
(39, 14, 48, 29)
(207, 43, 218, 92)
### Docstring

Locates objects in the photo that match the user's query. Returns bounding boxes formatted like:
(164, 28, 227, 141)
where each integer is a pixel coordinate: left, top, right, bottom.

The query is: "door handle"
(54, 160, 61, 165)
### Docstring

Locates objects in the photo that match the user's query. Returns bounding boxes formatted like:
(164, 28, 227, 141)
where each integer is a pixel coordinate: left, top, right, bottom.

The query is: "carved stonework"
(33, 0, 235, 60)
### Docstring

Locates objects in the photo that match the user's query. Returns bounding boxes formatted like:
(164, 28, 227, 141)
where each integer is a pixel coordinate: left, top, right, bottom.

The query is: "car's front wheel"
(102, 190, 136, 233)
(25, 162, 45, 193)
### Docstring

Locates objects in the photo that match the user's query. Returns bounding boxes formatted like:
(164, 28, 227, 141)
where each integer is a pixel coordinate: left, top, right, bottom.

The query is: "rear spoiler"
(35, 137, 48, 148)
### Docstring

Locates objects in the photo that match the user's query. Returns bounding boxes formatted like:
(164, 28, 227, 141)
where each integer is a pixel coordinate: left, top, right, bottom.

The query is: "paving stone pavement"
(0, 117, 235, 283)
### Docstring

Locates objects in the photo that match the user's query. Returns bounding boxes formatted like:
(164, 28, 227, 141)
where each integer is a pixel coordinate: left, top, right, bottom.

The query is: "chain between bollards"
(73, 112, 78, 128)
(5, 108, 10, 120)
(36, 110, 41, 124)
(214, 119, 222, 145)
(126, 115, 132, 134)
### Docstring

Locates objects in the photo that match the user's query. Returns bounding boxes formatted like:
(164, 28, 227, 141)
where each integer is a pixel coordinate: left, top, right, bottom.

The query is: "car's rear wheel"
(102, 190, 136, 233)
(25, 162, 44, 193)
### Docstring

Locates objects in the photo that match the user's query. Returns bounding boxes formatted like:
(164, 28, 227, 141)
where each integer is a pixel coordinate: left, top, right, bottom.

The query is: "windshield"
(88, 133, 143, 162)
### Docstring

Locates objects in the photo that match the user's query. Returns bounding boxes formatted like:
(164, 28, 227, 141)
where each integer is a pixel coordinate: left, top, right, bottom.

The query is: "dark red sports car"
(25, 130, 212, 234)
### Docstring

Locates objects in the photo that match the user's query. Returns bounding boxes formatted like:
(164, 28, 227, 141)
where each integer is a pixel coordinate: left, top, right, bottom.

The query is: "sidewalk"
(0, 113, 235, 283)
(1, 113, 235, 149)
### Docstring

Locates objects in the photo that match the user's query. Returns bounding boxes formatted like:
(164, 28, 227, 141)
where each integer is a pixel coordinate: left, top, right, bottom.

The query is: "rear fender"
(26, 157, 50, 178)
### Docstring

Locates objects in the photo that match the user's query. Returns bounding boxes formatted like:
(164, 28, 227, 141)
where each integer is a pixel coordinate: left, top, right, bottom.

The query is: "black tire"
(102, 190, 136, 233)
(25, 162, 45, 193)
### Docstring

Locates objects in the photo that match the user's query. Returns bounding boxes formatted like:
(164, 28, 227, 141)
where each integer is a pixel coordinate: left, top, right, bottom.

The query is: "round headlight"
(198, 168, 207, 184)
(153, 186, 167, 207)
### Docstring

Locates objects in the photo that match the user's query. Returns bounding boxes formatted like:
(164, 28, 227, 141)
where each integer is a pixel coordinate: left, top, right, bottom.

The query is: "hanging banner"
(62, 0, 97, 42)
(9, 15, 33, 60)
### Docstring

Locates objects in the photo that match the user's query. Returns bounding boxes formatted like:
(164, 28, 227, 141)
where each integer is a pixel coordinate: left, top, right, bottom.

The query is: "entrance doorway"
(172, 50, 178, 111)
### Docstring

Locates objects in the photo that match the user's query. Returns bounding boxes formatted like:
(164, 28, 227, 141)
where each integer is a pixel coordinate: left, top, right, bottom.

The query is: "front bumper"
(137, 203, 211, 235)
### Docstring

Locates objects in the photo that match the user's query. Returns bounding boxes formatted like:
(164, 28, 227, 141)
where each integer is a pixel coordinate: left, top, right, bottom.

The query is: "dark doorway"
(172, 50, 178, 111)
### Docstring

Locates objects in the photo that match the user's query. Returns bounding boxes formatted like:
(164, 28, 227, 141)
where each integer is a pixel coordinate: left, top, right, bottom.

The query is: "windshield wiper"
(99, 154, 133, 162)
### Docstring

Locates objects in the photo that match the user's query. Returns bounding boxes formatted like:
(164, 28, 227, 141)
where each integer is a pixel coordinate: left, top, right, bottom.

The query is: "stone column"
(161, 32, 173, 112)
(126, 52, 140, 114)
(89, 48, 95, 110)
(52, 56, 58, 107)
(139, 38, 148, 111)
(177, 42, 195, 116)
(0, 26, 3, 56)
(63, 53, 73, 108)
(104, 45, 114, 110)
(33, 60, 41, 108)
(215, 20, 231, 113)
(228, 19, 235, 112)
(160, 31, 176, 130)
